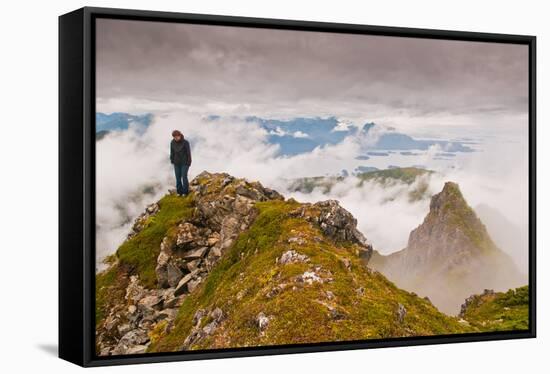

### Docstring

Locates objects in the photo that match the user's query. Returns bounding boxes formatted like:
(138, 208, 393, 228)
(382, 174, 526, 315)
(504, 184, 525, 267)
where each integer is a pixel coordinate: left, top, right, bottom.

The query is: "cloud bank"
(96, 112, 528, 276)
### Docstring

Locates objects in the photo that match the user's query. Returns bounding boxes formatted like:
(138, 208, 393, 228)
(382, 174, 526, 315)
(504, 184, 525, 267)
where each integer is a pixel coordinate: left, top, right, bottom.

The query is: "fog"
(96, 111, 528, 276)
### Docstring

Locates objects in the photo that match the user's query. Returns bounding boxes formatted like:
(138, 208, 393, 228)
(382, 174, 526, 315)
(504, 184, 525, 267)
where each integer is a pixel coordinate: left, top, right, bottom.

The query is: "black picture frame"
(59, 6, 537, 367)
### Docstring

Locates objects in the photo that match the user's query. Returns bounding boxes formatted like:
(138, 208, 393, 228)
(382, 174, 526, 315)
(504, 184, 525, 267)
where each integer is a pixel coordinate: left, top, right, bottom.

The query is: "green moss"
(149, 198, 472, 353)
(116, 193, 194, 289)
(95, 265, 127, 326)
(148, 320, 169, 345)
(102, 253, 117, 266)
(461, 286, 529, 331)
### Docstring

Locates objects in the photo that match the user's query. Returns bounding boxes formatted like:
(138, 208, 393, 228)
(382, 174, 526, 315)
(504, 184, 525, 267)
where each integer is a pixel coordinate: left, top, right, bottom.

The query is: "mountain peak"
(410, 181, 495, 255)
(370, 181, 523, 314)
(429, 181, 464, 212)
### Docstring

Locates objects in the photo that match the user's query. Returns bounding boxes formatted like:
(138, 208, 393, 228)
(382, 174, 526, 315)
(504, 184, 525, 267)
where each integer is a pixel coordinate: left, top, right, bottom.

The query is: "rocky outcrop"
(182, 307, 226, 349)
(288, 198, 373, 262)
(396, 303, 407, 323)
(456, 285, 528, 331)
(459, 289, 495, 318)
(96, 275, 185, 356)
(278, 250, 309, 265)
(127, 202, 160, 239)
(154, 172, 285, 295)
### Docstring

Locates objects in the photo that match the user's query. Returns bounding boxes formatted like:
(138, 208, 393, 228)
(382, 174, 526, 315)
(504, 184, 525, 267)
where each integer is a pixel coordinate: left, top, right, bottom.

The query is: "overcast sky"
(96, 18, 528, 133)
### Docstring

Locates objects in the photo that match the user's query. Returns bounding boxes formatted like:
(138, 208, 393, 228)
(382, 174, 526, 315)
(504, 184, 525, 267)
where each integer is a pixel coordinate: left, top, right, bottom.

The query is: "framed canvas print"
(59, 6, 536, 367)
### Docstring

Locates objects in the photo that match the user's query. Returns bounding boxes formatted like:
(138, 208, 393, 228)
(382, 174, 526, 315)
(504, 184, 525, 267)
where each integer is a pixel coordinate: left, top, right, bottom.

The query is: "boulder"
(113, 329, 149, 354)
(186, 259, 202, 272)
(278, 250, 309, 265)
(174, 270, 199, 296)
(314, 200, 374, 261)
(125, 276, 146, 304)
(192, 309, 207, 326)
(156, 308, 178, 321)
(211, 307, 224, 322)
(126, 345, 148, 355)
(288, 236, 306, 245)
(175, 223, 201, 249)
(187, 277, 202, 293)
(257, 312, 270, 332)
(396, 303, 407, 323)
(166, 263, 184, 288)
(183, 247, 208, 260)
(181, 307, 226, 349)
(207, 233, 220, 246)
(146, 203, 160, 215)
(155, 250, 171, 288)
(298, 271, 322, 285)
(341, 257, 352, 270)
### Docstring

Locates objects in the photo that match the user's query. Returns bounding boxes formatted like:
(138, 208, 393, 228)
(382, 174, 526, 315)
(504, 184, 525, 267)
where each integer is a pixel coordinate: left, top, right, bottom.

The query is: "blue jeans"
(174, 164, 189, 195)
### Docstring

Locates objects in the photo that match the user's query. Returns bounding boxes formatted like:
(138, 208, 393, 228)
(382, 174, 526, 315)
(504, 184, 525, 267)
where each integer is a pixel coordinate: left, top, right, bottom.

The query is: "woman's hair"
(172, 130, 183, 137)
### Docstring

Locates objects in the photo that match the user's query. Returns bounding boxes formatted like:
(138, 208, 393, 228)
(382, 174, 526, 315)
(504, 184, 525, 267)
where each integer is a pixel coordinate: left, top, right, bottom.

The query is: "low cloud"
(96, 111, 528, 276)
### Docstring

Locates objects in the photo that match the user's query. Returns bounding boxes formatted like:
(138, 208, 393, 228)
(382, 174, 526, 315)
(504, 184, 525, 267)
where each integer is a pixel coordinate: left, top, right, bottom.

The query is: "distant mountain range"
(206, 115, 476, 157)
(96, 112, 153, 138)
(95, 113, 477, 158)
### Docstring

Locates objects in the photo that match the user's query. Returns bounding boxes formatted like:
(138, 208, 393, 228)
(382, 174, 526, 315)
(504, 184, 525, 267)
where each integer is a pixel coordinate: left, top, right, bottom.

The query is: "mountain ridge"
(95, 171, 527, 356)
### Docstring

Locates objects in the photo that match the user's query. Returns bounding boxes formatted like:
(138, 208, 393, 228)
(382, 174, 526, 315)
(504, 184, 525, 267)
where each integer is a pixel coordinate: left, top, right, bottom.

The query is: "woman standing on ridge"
(170, 130, 192, 196)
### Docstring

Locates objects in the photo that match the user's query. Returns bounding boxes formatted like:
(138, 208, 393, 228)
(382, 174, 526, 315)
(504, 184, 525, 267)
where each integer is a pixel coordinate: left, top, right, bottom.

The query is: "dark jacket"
(170, 138, 192, 166)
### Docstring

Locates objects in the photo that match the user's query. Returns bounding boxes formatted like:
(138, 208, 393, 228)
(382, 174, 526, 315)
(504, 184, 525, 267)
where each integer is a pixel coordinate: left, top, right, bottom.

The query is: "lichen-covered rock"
(174, 270, 200, 296)
(298, 271, 322, 285)
(396, 303, 407, 323)
(256, 312, 270, 333)
(181, 307, 226, 349)
(288, 199, 374, 262)
(313, 200, 372, 250)
(112, 329, 149, 355)
(278, 250, 309, 265)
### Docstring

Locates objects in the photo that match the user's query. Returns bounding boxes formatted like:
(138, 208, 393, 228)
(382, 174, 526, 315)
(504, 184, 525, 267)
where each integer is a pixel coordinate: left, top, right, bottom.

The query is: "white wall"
(0, 0, 546, 372)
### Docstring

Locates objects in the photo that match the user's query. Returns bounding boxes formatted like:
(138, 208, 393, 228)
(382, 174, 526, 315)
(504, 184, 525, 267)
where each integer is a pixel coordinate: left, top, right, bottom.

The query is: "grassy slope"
(460, 286, 529, 331)
(149, 199, 471, 352)
(95, 193, 194, 325)
(95, 265, 128, 325)
(115, 194, 194, 288)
